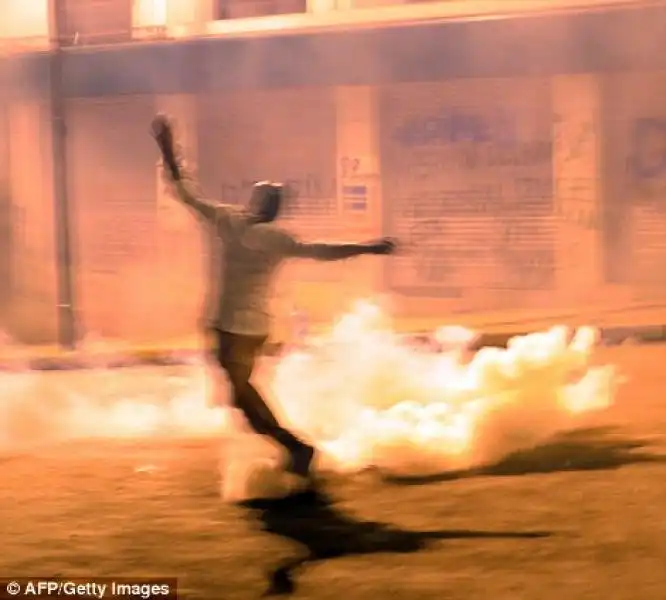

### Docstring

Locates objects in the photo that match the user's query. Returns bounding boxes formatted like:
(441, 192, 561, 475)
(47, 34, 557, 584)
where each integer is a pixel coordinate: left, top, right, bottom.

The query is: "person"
(150, 114, 397, 480)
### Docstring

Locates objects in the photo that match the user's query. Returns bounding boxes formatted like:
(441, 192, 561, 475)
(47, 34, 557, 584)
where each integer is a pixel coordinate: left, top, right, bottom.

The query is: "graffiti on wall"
(393, 106, 517, 146)
(218, 155, 365, 217)
(398, 206, 557, 295)
(381, 84, 555, 303)
(198, 89, 338, 224)
(627, 117, 666, 206)
(393, 106, 552, 173)
(219, 173, 337, 216)
(623, 115, 666, 294)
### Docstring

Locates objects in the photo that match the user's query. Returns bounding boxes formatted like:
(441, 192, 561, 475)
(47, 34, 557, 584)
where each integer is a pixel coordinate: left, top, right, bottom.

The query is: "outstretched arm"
(152, 113, 230, 226)
(282, 236, 397, 261)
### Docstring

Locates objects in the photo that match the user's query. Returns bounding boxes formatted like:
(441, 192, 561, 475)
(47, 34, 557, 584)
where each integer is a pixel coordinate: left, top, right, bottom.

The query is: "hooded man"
(151, 114, 396, 480)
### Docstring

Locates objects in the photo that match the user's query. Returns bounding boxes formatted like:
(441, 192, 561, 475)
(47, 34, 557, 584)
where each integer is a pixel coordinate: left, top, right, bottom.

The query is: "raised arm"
(151, 113, 230, 226)
(165, 174, 230, 226)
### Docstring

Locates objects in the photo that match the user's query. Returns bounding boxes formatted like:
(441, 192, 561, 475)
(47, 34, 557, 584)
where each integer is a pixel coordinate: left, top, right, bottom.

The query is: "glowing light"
(0, 0, 48, 39)
(133, 0, 168, 28)
(0, 302, 619, 483)
(271, 301, 619, 476)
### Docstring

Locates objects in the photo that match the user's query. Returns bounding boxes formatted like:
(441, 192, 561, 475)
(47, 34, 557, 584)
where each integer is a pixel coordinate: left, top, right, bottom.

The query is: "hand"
(366, 237, 398, 255)
(150, 113, 181, 180)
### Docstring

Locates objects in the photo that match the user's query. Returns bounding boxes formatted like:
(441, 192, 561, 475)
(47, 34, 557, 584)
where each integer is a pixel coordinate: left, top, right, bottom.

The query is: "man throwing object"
(150, 114, 396, 481)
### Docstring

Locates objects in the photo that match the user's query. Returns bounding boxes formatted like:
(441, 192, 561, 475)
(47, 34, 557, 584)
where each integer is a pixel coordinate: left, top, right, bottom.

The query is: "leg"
(214, 330, 315, 476)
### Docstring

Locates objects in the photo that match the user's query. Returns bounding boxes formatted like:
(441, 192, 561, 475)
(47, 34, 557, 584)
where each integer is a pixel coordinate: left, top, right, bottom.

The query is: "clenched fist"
(365, 237, 399, 255)
(150, 113, 181, 181)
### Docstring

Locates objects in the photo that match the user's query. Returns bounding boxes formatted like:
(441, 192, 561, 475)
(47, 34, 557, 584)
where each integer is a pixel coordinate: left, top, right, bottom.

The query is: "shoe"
(287, 445, 315, 478)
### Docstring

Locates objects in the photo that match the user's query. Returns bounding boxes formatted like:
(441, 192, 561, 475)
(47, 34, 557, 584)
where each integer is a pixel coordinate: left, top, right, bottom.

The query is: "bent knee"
(224, 364, 252, 391)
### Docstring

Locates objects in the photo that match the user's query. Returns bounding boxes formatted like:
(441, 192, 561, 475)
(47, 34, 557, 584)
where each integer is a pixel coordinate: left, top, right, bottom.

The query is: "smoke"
(0, 365, 221, 452)
(0, 302, 619, 483)
(271, 301, 619, 476)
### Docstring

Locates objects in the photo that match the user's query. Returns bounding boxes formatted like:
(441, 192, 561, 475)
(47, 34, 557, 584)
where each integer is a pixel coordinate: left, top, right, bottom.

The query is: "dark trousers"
(212, 329, 311, 458)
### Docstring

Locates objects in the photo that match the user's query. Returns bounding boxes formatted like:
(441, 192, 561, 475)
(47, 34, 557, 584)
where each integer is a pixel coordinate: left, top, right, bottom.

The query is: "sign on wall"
(379, 79, 555, 306)
(197, 88, 338, 222)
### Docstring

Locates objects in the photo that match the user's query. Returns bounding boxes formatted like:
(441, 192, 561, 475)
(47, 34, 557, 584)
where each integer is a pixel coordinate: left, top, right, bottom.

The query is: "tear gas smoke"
(271, 301, 619, 476)
(0, 302, 619, 480)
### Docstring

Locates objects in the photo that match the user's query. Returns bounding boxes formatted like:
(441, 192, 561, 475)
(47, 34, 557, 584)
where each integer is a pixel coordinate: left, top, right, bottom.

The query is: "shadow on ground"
(383, 426, 666, 486)
(240, 489, 550, 596)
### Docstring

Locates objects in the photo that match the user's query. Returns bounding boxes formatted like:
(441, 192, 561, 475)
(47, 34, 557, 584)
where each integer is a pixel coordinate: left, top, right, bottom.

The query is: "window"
(214, 0, 307, 20)
(57, 0, 133, 46)
(0, 0, 48, 40)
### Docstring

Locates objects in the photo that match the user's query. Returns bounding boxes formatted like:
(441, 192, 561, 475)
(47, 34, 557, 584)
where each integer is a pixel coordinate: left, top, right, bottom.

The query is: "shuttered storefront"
(603, 73, 666, 305)
(379, 79, 556, 314)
